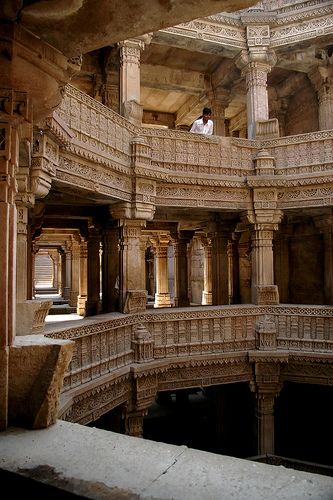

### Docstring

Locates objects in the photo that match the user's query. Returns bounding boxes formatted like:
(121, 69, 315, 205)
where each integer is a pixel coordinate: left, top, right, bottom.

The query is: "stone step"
(48, 304, 77, 315)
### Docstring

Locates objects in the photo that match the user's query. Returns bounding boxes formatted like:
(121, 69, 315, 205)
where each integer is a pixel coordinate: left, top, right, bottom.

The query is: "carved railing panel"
(52, 86, 333, 212)
(54, 321, 135, 390)
(46, 305, 333, 394)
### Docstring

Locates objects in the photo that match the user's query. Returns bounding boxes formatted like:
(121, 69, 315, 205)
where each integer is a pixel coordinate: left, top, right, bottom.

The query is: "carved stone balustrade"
(44, 304, 333, 425)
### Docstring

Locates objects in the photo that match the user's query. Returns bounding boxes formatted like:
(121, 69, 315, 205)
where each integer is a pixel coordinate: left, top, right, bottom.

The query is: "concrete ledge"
(0, 421, 333, 499)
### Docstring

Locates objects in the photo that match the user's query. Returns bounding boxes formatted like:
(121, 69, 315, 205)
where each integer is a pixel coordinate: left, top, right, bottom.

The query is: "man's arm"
(190, 120, 198, 133)
(207, 121, 213, 135)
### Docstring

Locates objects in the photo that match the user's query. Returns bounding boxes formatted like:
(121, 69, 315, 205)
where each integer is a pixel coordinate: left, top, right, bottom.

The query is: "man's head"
(202, 107, 212, 123)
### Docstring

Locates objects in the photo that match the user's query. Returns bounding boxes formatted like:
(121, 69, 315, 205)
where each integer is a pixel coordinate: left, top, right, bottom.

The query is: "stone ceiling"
(1, 0, 258, 57)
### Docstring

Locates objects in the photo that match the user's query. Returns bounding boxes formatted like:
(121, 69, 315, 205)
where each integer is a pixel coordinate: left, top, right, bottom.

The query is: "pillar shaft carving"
(86, 227, 101, 316)
(119, 219, 147, 313)
(210, 222, 237, 305)
(249, 357, 284, 456)
(201, 237, 212, 305)
(309, 62, 333, 131)
(314, 214, 333, 305)
(119, 35, 151, 124)
(236, 47, 276, 139)
(153, 234, 171, 308)
(70, 237, 81, 308)
(245, 209, 283, 305)
(77, 240, 88, 316)
(173, 232, 192, 307)
(102, 225, 120, 313)
(0, 87, 32, 429)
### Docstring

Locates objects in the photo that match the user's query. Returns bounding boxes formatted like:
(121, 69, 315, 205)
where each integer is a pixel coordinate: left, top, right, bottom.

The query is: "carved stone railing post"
(255, 315, 277, 351)
(132, 324, 154, 363)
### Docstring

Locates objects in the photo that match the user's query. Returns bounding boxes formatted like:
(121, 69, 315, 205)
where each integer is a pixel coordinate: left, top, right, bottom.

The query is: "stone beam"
(141, 64, 206, 94)
(12, 0, 257, 57)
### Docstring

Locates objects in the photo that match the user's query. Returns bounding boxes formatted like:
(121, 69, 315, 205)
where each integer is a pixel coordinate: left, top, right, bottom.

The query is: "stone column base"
(202, 291, 212, 305)
(254, 285, 279, 305)
(77, 295, 87, 316)
(123, 290, 147, 314)
(154, 293, 171, 308)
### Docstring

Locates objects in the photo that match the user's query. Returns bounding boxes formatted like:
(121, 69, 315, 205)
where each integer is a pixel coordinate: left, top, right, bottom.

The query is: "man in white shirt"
(190, 107, 213, 135)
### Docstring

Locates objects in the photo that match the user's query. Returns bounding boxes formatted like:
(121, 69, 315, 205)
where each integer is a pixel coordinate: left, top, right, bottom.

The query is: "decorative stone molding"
(123, 290, 147, 314)
(122, 99, 143, 126)
(31, 130, 58, 198)
(44, 111, 75, 148)
(16, 300, 52, 336)
(255, 285, 280, 305)
(255, 119, 280, 139)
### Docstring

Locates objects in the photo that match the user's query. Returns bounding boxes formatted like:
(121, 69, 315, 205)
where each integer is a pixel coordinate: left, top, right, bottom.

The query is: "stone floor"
(1, 421, 333, 499)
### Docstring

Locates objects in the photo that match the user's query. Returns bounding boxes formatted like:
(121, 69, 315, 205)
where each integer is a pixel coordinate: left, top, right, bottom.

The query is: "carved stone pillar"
(154, 234, 171, 308)
(70, 236, 80, 308)
(211, 223, 236, 305)
(16, 205, 30, 302)
(314, 214, 333, 305)
(102, 225, 120, 313)
(86, 226, 101, 316)
(274, 228, 291, 304)
(124, 409, 148, 438)
(249, 351, 286, 455)
(236, 34, 276, 138)
(173, 232, 192, 307)
(309, 61, 333, 131)
(77, 239, 87, 316)
(245, 175, 283, 304)
(118, 218, 147, 313)
(229, 233, 240, 304)
(60, 248, 66, 297)
(250, 224, 280, 305)
(201, 237, 212, 305)
(270, 97, 289, 138)
(118, 35, 151, 125)
(208, 89, 230, 136)
(63, 245, 72, 302)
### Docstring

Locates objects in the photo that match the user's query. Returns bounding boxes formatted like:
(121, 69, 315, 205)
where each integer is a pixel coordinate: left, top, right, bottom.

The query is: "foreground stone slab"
(0, 421, 332, 499)
(8, 336, 73, 428)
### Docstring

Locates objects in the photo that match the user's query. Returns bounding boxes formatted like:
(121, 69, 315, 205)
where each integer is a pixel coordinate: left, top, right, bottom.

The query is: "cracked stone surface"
(1, 421, 333, 499)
